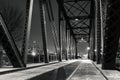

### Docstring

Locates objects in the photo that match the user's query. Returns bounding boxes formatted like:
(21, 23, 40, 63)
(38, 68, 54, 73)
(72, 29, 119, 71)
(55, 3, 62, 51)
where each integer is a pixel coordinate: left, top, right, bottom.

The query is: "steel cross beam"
(63, 0, 91, 42)
(68, 16, 90, 20)
(0, 14, 25, 67)
(64, 0, 91, 3)
(64, 1, 89, 16)
(56, 0, 76, 41)
(45, 0, 59, 60)
(71, 26, 89, 29)
(71, 19, 89, 28)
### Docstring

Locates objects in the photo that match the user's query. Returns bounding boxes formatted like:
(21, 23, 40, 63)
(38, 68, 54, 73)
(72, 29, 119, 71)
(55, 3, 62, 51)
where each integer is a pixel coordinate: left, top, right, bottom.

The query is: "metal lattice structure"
(0, 14, 25, 67)
(62, 0, 92, 42)
(0, 0, 120, 70)
(102, 0, 120, 69)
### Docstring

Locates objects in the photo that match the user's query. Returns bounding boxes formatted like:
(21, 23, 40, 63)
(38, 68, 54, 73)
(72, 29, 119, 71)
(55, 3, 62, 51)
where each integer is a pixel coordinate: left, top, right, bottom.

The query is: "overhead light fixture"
(87, 47, 90, 50)
(32, 51, 36, 56)
(94, 49, 97, 52)
(79, 38, 87, 42)
(75, 18, 79, 21)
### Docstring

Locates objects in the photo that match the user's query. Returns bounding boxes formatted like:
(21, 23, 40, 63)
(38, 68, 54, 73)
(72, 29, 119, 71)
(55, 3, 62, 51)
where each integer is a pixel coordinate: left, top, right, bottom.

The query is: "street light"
(87, 47, 90, 51)
(94, 49, 97, 52)
(75, 18, 79, 21)
(79, 38, 87, 42)
(32, 51, 36, 56)
(32, 50, 36, 63)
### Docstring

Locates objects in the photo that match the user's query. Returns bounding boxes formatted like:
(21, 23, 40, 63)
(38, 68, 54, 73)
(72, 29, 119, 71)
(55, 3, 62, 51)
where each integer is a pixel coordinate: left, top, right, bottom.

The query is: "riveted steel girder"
(0, 14, 25, 67)
(39, 0, 49, 63)
(102, 0, 120, 70)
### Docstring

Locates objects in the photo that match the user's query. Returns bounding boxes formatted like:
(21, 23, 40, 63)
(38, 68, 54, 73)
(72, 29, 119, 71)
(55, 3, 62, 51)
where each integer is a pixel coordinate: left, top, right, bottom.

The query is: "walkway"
(0, 59, 120, 80)
(67, 60, 106, 80)
(0, 60, 79, 80)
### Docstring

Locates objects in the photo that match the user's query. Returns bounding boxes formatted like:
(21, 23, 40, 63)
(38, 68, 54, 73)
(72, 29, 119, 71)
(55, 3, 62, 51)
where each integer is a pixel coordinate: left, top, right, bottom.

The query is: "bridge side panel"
(0, 14, 25, 67)
(102, 0, 120, 69)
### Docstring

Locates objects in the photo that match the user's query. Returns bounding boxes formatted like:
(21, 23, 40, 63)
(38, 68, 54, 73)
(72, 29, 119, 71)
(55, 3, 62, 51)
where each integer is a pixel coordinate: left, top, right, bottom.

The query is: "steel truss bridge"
(0, 0, 120, 70)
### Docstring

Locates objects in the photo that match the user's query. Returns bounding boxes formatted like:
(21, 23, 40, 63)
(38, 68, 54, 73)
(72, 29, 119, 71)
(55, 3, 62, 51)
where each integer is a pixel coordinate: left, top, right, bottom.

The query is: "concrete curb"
(92, 62, 108, 80)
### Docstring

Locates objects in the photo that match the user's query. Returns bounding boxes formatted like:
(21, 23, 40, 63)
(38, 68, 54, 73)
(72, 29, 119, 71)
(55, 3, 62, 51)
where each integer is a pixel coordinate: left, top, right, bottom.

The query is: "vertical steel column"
(62, 20, 66, 60)
(39, 0, 49, 63)
(89, 26, 96, 61)
(65, 21, 68, 60)
(73, 38, 76, 59)
(58, 6, 62, 61)
(69, 34, 72, 59)
(66, 30, 69, 60)
(21, 0, 34, 65)
(71, 36, 73, 59)
(95, 0, 102, 64)
(72, 38, 75, 59)
(45, 0, 58, 61)
(0, 51, 2, 67)
(73, 39, 76, 59)
(75, 41, 78, 59)
(101, 0, 107, 58)
(67, 30, 70, 59)
(102, 0, 120, 69)
(89, 0, 96, 61)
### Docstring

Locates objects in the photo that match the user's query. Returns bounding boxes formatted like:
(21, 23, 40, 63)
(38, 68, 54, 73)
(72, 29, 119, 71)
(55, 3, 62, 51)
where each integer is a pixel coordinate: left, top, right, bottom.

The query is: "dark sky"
(0, 0, 88, 54)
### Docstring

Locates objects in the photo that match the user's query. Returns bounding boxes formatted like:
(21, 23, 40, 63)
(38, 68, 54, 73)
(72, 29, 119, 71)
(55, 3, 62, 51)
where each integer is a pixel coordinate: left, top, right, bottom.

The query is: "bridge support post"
(21, 0, 34, 66)
(75, 41, 78, 59)
(89, 0, 96, 61)
(95, 0, 102, 64)
(39, 0, 49, 63)
(102, 0, 120, 69)
(65, 24, 68, 60)
(58, 6, 62, 62)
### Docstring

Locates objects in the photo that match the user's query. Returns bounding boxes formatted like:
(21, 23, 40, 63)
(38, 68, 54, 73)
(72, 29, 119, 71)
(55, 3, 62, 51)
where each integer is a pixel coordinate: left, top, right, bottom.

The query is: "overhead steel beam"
(64, 0, 91, 3)
(67, 16, 90, 20)
(0, 14, 25, 67)
(71, 26, 89, 29)
(74, 33, 88, 35)
(56, 0, 76, 41)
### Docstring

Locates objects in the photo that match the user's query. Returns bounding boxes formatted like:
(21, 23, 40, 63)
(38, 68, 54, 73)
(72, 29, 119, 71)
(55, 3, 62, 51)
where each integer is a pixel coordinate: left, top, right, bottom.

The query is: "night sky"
(0, 0, 88, 55)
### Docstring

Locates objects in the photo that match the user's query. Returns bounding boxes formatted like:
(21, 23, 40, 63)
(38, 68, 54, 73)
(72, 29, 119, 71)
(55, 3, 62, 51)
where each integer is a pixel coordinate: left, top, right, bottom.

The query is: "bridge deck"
(94, 63, 120, 80)
(68, 60, 106, 80)
(0, 59, 120, 80)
